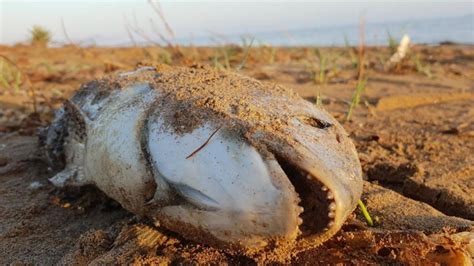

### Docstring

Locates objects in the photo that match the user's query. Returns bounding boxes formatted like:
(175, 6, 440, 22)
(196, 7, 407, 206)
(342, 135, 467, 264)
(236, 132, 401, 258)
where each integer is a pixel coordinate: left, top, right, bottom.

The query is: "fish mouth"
(275, 156, 336, 237)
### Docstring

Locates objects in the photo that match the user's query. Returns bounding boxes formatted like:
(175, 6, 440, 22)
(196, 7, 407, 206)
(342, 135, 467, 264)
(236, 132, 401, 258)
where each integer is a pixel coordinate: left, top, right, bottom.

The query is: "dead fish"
(41, 65, 362, 251)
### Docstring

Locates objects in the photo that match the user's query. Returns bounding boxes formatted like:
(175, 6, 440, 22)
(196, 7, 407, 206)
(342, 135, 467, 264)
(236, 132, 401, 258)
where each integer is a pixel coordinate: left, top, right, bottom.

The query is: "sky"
(1, 0, 473, 46)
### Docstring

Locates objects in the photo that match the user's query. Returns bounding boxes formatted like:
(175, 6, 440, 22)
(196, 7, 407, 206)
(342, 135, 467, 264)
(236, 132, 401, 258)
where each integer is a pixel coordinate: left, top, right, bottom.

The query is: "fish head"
(146, 75, 363, 250)
(251, 95, 364, 248)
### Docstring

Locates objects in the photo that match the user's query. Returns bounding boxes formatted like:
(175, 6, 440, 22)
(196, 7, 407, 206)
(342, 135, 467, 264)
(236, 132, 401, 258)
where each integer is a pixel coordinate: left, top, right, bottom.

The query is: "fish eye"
(299, 116, 332, 129)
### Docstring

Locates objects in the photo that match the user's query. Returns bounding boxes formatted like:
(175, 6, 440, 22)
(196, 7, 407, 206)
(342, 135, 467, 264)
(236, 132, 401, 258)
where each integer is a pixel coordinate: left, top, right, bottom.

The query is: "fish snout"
(265, 112, 363, 248)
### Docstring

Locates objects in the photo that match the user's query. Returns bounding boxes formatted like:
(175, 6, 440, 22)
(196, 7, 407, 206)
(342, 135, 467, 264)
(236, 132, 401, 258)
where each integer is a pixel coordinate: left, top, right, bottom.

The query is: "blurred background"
(1, 0, 473, 47)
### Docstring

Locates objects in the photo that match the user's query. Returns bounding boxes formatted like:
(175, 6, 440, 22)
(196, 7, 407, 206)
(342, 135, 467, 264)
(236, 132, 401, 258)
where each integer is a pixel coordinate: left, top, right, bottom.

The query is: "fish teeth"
(306, 173, 311, 179)
(297, 206, 304, 214)
(321, 185, 328, 191)
(327, 191, 334, 200)
(329, 202, 336, 211)
(297, 228, 303, 236)
(327, 221, 335, 228)
(328, 212, 336, 218)
(297, 217, 303, 225)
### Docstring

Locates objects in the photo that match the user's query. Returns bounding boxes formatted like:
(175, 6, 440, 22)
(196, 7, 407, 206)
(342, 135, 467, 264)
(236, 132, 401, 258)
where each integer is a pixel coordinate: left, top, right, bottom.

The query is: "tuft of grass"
(305, 49, 336, 86)
(346, 77, 367, 121)
(157, 49, 172, 65)
(0, 55, 36, 112)
(221, 47, 231, 70)
(304, 61, 317, 83)
(29, 25, 51, 47)
(412, 54, 433, 78)
(0, 58, 22, 93)
(211, 38, 255, 71)
(344, 35, 358, 69)
(358, 199, 374, 227)
(315, 48, 328, 84)
(387, 30, 398, 55)
(212, 51, 223, 70)
(236, 37, 254, 71)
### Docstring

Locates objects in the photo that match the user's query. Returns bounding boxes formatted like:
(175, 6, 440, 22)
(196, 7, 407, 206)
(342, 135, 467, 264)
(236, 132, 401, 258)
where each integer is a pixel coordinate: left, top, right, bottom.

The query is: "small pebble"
(28, 181, 44, 190)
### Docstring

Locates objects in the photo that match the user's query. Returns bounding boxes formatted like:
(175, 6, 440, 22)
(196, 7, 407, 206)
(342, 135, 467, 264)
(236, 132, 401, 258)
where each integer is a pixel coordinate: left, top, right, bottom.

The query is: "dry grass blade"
(148, 0, 175, 40)
(236, 37, 255, 71)
(315, 48, 328, 84)
(345, 16, 366, 122)
(149, 18, 173, 47)
(344, 34, 358, 69)
(123, 14, 161, 46)
(147, 0, 182, 56)
(221, 47, 231, 70)
(123, 17, 138, 47)
(357, 17, 366, 81)
(60, 18, 76, 47)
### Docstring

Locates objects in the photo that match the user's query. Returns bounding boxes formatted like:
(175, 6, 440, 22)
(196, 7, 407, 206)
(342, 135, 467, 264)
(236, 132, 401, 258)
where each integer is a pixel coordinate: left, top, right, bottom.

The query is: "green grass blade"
(346, 77, 367, 121)
(358, 199, 374, 227)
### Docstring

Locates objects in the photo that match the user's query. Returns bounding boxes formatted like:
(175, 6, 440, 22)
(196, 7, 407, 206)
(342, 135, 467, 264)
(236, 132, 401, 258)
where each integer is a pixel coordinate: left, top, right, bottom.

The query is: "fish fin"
(49, 166, 89, 187)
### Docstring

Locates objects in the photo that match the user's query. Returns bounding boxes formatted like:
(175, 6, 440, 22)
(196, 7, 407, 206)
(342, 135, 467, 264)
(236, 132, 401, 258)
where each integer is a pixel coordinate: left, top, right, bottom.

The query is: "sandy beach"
(0, 43, 473, 264)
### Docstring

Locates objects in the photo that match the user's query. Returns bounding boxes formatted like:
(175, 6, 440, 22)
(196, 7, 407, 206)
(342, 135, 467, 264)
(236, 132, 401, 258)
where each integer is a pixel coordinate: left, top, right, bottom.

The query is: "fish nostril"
(299, 116, 332, 129)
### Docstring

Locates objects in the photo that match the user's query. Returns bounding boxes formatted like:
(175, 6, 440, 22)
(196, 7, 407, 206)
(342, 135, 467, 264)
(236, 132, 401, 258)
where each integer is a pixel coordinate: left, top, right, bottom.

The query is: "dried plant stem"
(236, 37, 254, 71)
(345, 16, 366, 122)
(357, 16, 366, 81)
(60, 18, 75, 47)
(123, 13, 161, 46)
(148, 0, 175, 40)
(123, 15, 137, 47)
(149, 18, 173, 47)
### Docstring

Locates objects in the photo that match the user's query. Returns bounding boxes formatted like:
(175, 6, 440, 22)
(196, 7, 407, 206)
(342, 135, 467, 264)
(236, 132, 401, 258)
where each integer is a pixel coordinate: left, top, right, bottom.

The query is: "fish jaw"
(146, 115, 301, 248)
